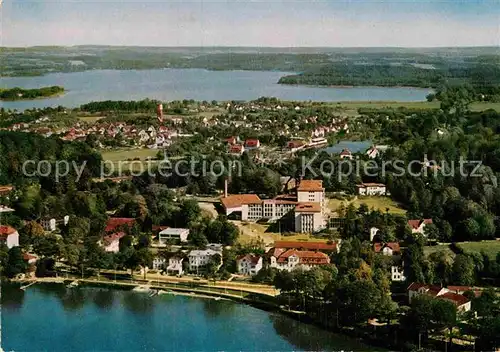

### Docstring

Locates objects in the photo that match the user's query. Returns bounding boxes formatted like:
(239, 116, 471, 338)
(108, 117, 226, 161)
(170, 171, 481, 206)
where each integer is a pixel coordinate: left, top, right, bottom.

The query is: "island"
(0, 86, 65, 101)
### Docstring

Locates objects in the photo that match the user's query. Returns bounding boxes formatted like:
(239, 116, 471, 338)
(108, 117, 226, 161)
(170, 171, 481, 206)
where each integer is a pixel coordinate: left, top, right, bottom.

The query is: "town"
(1, 89, 500, 351)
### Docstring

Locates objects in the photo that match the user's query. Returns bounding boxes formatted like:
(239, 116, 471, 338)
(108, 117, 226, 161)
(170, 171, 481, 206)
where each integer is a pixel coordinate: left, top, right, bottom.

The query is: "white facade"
(152, 257, 166, 270)
(357, 184, 387, 196)
(104, 239, 120, 253)
(391, 266, 406, 282)
(2, 231, 20, 249)
(188, 249, 222, 273)
(294, 212, 324, 234)
(369, 227, 380, 242)
(167, 257, 184, 275)
(237, 255, 263, 275)
(297, 190, 324, 207)
(159, 228, 189, 244)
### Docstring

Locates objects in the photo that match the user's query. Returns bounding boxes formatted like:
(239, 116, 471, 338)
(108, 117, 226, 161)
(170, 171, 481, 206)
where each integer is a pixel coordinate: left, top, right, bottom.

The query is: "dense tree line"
(0, 86, 64, 100)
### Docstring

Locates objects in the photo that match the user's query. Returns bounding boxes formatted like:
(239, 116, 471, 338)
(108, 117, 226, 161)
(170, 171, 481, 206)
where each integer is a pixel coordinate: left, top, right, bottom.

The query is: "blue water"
(323, 140, 373, 154)
(0, 69, 432, 110)
(1, 283, 373, 352)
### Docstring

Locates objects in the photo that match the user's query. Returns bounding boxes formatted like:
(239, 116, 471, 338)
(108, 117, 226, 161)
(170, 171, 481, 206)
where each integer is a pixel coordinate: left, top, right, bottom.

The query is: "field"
(457, 240, 500, 259)
(423, 244, 454, 257)
(234, 221, 329, 246)
(328, 196, 406, 215)
(101, 148, 161, 172)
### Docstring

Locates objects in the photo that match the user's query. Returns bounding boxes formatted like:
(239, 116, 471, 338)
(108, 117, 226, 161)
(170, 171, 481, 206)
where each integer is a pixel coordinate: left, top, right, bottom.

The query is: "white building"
(297, 179, 325, 208)
(357, 183, 387, 196)
(188, 249, 222, 273)
(152, 256, 166, 270)
(294, 203, 324, 233)
(167, 256, 184, 276)
(0, 225, 19, 249)
(408, 219, 433, 235)
(101, 232, 126, 253)
(236, 254, 263, 275)
(407, 283, 471, 312)
(391, 266, 406, 282)
(159, 228, 190, 244)
(268, 248, 330, 272)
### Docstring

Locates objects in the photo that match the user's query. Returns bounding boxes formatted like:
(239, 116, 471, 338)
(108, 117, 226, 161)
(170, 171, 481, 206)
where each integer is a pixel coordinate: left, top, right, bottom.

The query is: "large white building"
(357, 183, 387, 196)
(220, 179, 326, 233)
(158, 228, 189, 244)
(267, 248, 331, 272)
(188, 248, 222, 273)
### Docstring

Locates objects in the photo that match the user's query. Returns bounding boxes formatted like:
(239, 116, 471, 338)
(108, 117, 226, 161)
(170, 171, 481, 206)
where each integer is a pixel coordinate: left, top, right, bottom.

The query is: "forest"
(0, 86, 65, 100)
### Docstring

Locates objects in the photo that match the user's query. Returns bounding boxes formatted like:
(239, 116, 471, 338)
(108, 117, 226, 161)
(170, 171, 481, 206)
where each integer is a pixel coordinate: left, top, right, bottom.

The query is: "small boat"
(66, 281, 79, 288)
(213, 297, 221, 301)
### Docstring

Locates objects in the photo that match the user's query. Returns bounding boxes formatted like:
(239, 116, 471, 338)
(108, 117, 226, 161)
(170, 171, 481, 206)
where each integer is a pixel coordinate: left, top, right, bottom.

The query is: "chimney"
(224, 178, 228, 198)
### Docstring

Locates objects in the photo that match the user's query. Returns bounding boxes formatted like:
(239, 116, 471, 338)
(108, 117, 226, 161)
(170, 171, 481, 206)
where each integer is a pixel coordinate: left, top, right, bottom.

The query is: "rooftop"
(297, 179, 324, 192)
(274, 240, 337, 251)
(295, 202, 321, 213)
(220, 194, 262, 209)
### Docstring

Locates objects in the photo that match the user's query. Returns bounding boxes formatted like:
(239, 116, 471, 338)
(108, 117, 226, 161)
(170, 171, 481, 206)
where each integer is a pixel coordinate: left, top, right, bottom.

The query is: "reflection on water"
(92, 289, 115, 310)
(121, 290, 154, 314)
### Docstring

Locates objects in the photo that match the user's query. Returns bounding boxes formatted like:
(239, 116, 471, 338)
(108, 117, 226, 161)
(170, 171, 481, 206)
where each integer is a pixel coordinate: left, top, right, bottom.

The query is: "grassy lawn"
(458, 240, 500, 259)
(235, 221, 329, 246)
(424, 244, 454, 257)
(328, 196, 406, 215)
(101, 148, 161, 172)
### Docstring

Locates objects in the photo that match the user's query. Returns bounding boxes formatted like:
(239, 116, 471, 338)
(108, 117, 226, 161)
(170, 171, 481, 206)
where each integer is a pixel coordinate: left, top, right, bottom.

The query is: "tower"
(156, 103, 163, 123)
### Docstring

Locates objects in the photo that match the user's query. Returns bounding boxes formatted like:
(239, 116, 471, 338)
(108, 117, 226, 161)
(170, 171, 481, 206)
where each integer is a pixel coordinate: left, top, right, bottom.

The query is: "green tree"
(452, 254, 475, 286)
(6, 247, 27, 278)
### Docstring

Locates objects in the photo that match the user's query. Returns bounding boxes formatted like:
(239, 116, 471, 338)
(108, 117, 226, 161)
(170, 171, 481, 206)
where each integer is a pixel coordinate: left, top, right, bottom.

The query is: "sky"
(1, 0, 499, 47)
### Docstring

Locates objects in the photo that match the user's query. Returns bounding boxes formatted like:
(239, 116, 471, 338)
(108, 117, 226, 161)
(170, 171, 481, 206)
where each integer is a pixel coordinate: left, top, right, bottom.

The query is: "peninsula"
(0, 86, 65, 101)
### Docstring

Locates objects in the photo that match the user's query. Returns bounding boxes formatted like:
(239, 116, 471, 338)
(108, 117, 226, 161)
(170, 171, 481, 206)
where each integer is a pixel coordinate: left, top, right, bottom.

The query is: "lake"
(0, 69, 432, 110)
(1, 283, 374, 352)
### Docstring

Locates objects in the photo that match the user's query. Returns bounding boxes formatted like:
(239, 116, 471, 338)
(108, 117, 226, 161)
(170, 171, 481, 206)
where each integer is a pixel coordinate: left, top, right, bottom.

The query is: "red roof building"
(273, 240, 337, 252)
(105, 218, 136, 233)
(244, 139, 260, 149)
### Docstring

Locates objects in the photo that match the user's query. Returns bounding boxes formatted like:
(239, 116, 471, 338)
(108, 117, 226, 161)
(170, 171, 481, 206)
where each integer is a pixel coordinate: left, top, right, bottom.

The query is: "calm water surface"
(1, 283, 374, 352)
(0, 69, 432, 110)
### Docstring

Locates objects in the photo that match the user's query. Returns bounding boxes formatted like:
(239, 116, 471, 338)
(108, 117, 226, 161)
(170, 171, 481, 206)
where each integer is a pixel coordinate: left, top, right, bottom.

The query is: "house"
(0, 225, 19, 249)
(236, 254, 263, 275)
(167, 256, 184, 276)
(102, 232, 126, 253)
(373, 242, 401, 256)
(188, 249, 222, 273)
(152, 256, 167, 270)
(391, 265, 406, 282)
(23, 253, 38, 265)
(408, 219, 433, 235)
(225, 136, 238, 145)
(366, 145, 388, 159)
(244, 139, 260, 150)
(357, 183, 387, 196)
(339, 148, 353, 160)
(229, 144, 244, 156)
(369, 227, 380, 242)
(287, 140, 306, 153)
(268, 249, 330, 272)
(105, 218, 136, 233)
(40, 218, 57, 232)
(0, 185, 14, 196)
(273, 240, 338, 253)
(158, 228, 189, 244)
(407, 283, 471, 311)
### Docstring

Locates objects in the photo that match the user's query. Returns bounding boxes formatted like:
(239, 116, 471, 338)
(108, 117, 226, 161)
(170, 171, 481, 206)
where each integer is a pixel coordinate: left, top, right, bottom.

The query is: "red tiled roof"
(339, 148, 352, 156)
(0, 225, 17, 240)
(23, 253, 37, 261)
(447, 286, 472, 293)
(295, 202, 321, 213)
(220, 194, 262, 209)
(408, 219, 433, 229)
(276, 249, 330, 265)
(407, 282, 428, 291)
(229, 144, 244, 153)
(0, 185, 14, 195)
(244, 139, 259, 147)
(287, 140, 305, 149)
(103, 232, 126, 245)
(237, 254, 261, 266)
(297, 180, 324, 192)
(374, 242, 401, 253)
(274, 241, 337, 251)
(105, 218, 135, 233)
(439, 292, 470, 306)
